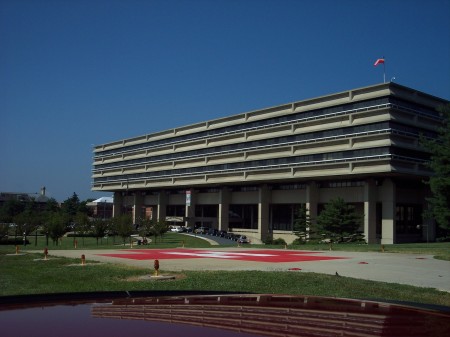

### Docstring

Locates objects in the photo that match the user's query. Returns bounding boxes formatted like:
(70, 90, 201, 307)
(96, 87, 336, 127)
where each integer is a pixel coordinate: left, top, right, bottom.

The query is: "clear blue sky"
(1, 0, 449, 202)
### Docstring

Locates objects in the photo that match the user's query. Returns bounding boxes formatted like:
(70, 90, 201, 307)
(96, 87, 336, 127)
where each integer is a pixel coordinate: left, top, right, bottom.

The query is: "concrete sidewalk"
(37, 247, 450, 292)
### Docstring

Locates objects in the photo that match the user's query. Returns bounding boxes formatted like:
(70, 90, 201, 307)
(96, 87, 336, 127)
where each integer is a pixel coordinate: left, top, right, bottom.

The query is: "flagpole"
(374, 57, 386, 83)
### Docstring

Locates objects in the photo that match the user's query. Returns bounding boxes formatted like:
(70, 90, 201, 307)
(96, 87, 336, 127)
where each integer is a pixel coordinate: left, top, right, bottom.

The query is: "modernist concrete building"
(92, 83, 448, 244)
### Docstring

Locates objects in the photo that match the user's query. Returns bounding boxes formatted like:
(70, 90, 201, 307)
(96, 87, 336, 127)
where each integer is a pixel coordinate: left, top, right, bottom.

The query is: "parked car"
(227, 233, 238, 241)
(237, 235, 250, 244)
(218, 230, 227, 237)
(207, 228, 218, 236)
(195, 227, 209, 234)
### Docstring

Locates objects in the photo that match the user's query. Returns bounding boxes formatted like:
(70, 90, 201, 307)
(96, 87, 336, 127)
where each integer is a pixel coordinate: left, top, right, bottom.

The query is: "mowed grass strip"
(14, 232, 216, 250)
(261, 242, 450, 261)
(1, 251, 450, 308)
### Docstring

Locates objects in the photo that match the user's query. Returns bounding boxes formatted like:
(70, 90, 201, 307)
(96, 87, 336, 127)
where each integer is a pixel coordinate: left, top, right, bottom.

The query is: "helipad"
(96, 249, 347, 263)
(33, 248, 450, 292)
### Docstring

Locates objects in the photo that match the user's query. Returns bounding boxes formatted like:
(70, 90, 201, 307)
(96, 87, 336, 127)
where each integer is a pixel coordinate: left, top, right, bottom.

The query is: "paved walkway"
(36, 246, 450, 292)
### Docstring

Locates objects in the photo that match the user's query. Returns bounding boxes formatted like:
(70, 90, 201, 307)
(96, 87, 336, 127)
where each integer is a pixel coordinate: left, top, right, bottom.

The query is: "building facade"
(0, 187, 50, 210)
(92, 83, 448, 244)
(86, 197, 114, 219)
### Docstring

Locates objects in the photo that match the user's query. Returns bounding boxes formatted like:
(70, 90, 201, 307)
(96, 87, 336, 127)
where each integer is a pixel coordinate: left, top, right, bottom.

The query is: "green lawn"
(1, 250, 450, 308)
(10, 232, 218, 250)
(1, 236, 449, 307)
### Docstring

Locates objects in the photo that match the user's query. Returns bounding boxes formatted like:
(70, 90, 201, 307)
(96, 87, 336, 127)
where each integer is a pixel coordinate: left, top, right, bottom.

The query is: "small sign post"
(186, 190, 191, 206)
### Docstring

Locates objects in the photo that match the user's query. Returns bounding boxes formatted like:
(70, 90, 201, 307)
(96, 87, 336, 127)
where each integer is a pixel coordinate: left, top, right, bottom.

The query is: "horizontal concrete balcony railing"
(93, 102, 395, 159)
(91, 154, 428, 191)
(92, 129, 398, 174)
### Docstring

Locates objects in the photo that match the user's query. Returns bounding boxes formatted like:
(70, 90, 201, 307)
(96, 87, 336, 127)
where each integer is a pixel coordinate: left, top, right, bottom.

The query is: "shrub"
(272, 238, 287, 245)
(263, 237, 273, 245)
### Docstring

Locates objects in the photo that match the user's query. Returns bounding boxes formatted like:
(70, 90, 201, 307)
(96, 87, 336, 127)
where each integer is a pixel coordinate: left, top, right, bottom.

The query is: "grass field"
(11, 232, 214, 250)
(1, 234, 449, 307)
(2, 249, 450, 307)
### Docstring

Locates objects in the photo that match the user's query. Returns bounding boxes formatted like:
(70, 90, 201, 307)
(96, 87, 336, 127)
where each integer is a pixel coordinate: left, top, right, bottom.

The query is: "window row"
(320, 181, 365, 188)
(94, 146, 402, 184)
(94, 98, 391, 158)
(95, 97, 440, 159)
(94, 120, 432, 172)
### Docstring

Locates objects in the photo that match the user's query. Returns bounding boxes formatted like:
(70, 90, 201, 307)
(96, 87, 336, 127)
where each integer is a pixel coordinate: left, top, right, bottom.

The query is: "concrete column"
(258, 185, 270, 241)
(380, 178, 396, 244)
(218, 187, 230, 231)
(185, 190, 196, 228)
(157, 191, 167, 222)
(306, 182, 319, 228)
(133, 193, 144, 224)
(113, 192, 123, 218)
(364, 179, 378, 244)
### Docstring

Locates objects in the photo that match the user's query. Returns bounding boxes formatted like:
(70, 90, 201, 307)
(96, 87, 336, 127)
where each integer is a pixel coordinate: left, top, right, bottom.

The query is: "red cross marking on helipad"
(96, 249, 347, 263)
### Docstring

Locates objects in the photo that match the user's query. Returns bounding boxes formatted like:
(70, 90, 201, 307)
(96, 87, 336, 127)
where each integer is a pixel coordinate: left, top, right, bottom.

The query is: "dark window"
(195, 205, 218, 218)
(229, 204, 258, 229)
(395, 204, 422, 234)
(166, 205, 185, 217)
(270, 204, 296, 231)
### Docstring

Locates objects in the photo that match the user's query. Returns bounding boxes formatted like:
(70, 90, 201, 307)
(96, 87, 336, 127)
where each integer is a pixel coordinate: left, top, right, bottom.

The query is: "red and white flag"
(374, 58, 385, 66)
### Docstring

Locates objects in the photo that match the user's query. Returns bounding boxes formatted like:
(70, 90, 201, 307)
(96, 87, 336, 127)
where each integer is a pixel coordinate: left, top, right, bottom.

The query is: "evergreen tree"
(316, 197, 362, 241)
(61, 192, 81, 219)
(293, 204, 312, 242)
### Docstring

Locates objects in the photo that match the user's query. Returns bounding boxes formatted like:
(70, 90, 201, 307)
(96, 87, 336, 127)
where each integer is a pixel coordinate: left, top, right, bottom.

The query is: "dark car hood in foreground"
(1, 292, 449, 337)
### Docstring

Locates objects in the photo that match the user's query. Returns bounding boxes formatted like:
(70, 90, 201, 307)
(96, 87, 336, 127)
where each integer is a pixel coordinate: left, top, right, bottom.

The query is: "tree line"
(0, 192, 168, 246)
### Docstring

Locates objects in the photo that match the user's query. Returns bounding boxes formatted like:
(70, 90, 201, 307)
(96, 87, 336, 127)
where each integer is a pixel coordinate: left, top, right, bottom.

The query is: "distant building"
(86, 197, 114, 219)
(0, 187, 50, 209)
(92, 83, 448, 244)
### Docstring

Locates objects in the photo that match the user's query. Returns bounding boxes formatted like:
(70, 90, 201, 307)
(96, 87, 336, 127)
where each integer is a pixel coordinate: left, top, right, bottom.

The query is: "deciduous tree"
(47, 212, 69, 246)
(113, 214, 133, 245)
(138, 217, 154, 244)
(91, 217, 109, 245)
(150, 220, 169, 244)
(422, 104, 450, 231)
